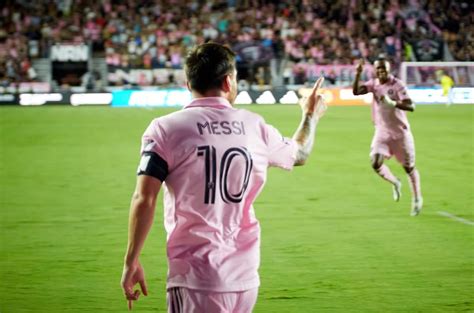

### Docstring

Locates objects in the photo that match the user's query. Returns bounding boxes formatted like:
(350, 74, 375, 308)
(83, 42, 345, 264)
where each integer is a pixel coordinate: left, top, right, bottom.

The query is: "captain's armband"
(137, 151, 169, 182)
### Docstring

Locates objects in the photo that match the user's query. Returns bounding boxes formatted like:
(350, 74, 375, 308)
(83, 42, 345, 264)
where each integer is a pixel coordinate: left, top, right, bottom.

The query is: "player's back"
(159, 100, 268, 233)
(141, 97, 295, 291)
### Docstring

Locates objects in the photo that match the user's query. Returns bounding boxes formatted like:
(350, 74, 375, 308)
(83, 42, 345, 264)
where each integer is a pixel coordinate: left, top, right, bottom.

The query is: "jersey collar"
(184, 97, 233, 109)
(377, 74, 395, 85)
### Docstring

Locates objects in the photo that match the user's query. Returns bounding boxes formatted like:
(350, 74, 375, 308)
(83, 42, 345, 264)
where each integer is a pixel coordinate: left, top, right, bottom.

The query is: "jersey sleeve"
(137, 119, 171, 182)
(362, 79, 375, 93)
(262, 122, 298, 170)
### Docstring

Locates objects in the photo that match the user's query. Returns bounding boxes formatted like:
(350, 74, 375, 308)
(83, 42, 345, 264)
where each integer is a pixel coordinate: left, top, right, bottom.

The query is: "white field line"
(437, 211, 474, 226)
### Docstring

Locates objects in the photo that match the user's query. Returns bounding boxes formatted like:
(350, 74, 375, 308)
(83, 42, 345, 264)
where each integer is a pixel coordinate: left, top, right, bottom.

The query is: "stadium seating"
(0, 0, 471, 89)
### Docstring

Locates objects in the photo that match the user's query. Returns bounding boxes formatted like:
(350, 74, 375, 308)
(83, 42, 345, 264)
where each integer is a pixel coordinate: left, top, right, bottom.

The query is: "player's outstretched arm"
(121, 175, 161, 310)
(293, 77, 327, 166)
(353, 59, 369, 95)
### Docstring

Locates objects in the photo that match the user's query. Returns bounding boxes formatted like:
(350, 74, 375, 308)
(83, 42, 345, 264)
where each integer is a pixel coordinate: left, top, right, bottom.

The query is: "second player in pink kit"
(121, 43, 327, 312)
(353, 58, 423, 216)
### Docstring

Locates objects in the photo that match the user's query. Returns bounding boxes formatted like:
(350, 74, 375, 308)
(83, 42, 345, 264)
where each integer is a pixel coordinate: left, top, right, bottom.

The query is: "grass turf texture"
(0, 104, 473, 313)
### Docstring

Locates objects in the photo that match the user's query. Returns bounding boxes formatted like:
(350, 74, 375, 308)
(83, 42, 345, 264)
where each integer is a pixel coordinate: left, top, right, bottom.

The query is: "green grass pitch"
(0, 104, 473, 313)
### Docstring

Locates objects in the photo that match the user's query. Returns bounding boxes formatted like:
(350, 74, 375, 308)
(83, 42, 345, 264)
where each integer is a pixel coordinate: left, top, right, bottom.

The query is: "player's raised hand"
(121, 261, 148, 310)
(356, 59, 365, 73)
(300, 77, 327, 119)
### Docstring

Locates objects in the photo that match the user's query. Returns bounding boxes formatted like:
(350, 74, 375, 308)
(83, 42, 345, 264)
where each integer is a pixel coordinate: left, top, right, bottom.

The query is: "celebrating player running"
(353, 57, 423, 216)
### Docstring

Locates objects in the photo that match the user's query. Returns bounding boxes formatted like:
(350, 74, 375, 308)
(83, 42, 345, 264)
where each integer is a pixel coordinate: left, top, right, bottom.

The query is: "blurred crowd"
(0, 0, 472, 86)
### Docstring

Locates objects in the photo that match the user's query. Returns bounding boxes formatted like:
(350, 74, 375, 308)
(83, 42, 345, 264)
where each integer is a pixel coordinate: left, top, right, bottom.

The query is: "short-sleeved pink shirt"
(139, 97, 297, 292)
(364, 75, 412, 138)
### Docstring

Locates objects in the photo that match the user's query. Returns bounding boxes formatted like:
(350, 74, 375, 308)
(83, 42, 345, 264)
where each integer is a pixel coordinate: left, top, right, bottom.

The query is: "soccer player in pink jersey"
(353, 58, 423, 217)
(121, 42, 327, 312)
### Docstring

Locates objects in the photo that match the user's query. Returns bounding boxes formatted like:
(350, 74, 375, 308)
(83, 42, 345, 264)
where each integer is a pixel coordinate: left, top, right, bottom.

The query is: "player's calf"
(405, 166, 423, 216)
(411, 197, 423, 216)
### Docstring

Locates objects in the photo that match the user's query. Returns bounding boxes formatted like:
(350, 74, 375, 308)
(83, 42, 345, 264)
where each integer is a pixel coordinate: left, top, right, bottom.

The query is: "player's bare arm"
(353, 59, 369, 95)
(293, 77, 327, 166)
(121, 175, 161, 310)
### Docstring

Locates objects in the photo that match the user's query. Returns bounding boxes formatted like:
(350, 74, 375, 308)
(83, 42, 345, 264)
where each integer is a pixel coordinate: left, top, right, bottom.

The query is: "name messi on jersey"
(197, 121, 246, 135)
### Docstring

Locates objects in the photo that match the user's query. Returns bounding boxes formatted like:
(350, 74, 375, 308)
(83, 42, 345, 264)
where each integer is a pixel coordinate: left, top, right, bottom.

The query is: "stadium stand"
(0, 0, 472, 90)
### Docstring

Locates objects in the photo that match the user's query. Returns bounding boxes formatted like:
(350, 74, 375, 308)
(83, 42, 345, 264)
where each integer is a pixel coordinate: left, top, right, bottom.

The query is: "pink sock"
(407, 168, 422, 200)
(375, 164, 398, 185)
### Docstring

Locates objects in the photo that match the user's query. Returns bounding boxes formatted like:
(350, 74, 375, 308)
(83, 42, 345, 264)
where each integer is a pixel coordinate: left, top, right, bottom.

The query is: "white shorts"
(370, 130, 415, 168)
(167, 287, 258, 313)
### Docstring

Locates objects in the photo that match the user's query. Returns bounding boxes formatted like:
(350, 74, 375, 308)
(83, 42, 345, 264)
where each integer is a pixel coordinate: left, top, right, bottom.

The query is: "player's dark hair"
(377, 53, 387, 61)
(375, 54, 390, 66)
(185, 43, 236, 94)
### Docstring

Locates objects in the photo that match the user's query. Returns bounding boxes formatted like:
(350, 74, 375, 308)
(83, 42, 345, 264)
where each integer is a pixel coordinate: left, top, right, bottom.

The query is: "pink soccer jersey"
(138, 97, 297, 292)
(363, 75, 412, 137)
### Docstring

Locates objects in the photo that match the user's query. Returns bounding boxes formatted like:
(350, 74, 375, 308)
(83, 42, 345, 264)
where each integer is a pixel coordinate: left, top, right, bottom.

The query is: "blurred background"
(0, 0, 473, 106)
(1, 1, 473, 312)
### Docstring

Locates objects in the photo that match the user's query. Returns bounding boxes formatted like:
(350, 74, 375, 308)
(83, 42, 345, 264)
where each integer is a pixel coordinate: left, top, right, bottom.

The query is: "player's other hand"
(380, 95, 397, 107)
(121, 260, 148, 310)
(356, 59, 365, 73)
(300, 77, 327, 119)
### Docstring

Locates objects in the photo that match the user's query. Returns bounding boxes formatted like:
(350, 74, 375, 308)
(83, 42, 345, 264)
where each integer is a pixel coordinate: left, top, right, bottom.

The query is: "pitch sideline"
(437, 211, 474, 226)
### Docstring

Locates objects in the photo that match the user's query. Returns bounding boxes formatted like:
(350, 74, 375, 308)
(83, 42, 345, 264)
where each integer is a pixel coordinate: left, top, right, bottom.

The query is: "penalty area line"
(437, 211, 474, 226)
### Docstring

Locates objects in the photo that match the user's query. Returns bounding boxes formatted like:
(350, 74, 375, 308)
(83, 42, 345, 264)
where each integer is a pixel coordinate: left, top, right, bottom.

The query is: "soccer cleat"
(392, 179, 402, 202)
(411, 197, 423, 216)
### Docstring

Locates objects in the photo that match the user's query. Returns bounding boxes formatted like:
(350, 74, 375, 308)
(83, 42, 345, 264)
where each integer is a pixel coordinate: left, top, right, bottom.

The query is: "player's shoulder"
(145, 109, 189, 134)
(364, 78, 376, 90)
(235, 107, 267, 124)
(237, 107, 263, 118)
(365, 78, 375, 85)
(150, 107, 194, 123)
(442, 75, 453, 82)
(150, 106, 266, 127)
(392, 76, 406, 87)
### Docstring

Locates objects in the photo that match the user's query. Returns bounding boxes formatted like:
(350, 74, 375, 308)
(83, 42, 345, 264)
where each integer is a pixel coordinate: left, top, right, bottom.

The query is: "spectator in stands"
(2, 0, 472, 88)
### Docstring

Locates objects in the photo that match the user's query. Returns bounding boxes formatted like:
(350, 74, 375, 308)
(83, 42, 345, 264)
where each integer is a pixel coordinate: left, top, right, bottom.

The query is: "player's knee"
(371, 155, 383, 170)
(404, 166, 414, 174)
(371, 160, 382, 170)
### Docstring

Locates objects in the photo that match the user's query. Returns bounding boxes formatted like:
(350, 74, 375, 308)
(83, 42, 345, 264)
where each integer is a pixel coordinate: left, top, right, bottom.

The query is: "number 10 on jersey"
(197, 145, 253, 204)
